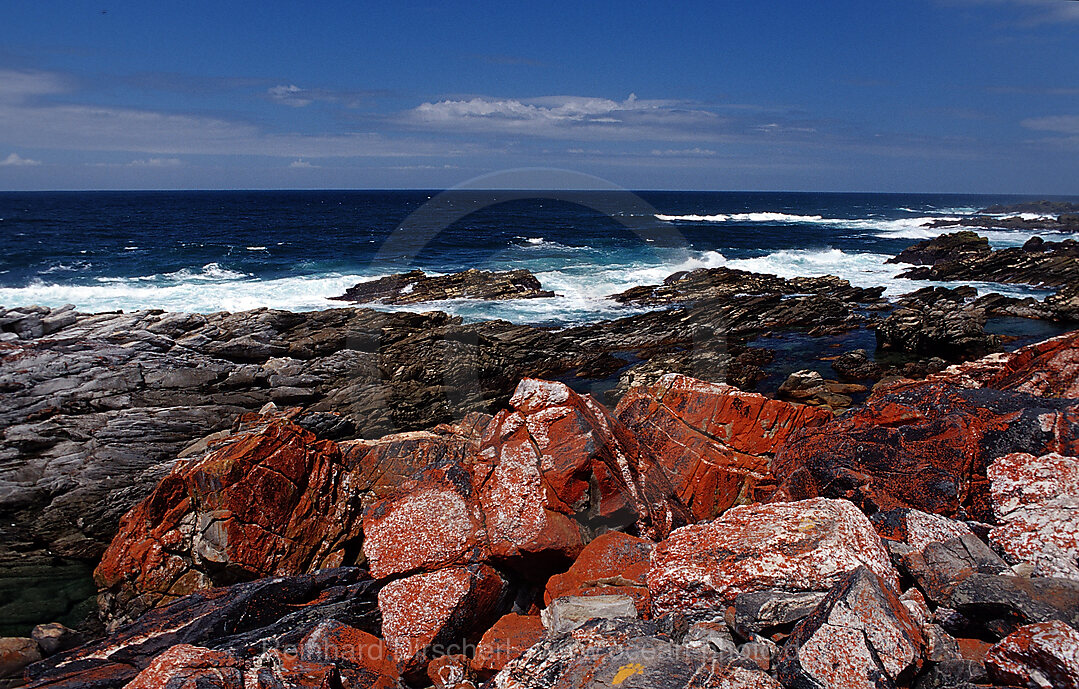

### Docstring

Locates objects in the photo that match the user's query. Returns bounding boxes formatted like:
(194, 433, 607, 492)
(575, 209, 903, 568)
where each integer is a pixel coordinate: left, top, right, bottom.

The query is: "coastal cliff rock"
(876, 286, 1000, 360)
(331, 269, 555, 304)
(927, 328, 1079, 397)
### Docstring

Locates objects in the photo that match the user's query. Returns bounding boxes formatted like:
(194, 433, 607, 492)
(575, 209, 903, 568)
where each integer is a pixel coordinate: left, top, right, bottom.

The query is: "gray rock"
(913, 659, 989, 689)
(30, 623, 81, 657)
(733, 590, 827, 635)
(0, 636, 41, 679)
(947, 573, 1079, 637)
(541, 595, 638, 634)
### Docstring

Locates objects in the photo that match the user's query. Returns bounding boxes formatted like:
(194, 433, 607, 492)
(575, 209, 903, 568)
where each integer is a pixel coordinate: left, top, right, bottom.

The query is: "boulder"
(543, 531, 652, 615)
(988, 452, 1079, 581)
(614, 374, 829, 521)
(946, 573, 1079, 637)
(298, 620, 400, 689)
(428, 654, 475, 689)
(912, 659, 989, 689)
(331, 268, 555, 304)
(871, 509, 1009, 603)
(121, 645, 243, 689)
(831, 348, 883, 381)
(29, 624, 81, 658)
(0, 637, 42, 680)
(648, 498, 898, 619)
(772, 380, 1079, 521)
(492, 618, 782, 689)
(984, 621, 1079, 688)
(473, 379, 686, 562)
(732, 591, 827, 636)
(876, 289, 998, 361)
(471, 613, 545, 676)
(887, 231, 991, 266)
(377, 564, 507, 681)
(541, 595, 639, 634)
(777, 567, 925, 689)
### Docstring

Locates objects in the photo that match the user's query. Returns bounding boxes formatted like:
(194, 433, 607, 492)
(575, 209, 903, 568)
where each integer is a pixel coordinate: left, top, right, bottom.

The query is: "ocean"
(2, 190, 1078, 323)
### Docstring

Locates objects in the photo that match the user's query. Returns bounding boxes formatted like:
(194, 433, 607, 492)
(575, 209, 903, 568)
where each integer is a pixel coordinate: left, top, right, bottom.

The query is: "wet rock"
(988, 452, 1079, 581)
(25, 568, 379, 688)
(984, 620, 1079, 688)
(876, 287, 998, 361)
(331, 268, 555, 304)
(492, 617, 782, 689)
(121, 644, 243, 689)
(0, 637, 42, 680)
(543, 531, 652, 616)
(946, 573, 1079, 637)
(772, 380, 1079, 521)
(615, 373, 829, 520)
(377, 564, 507, 681)
(777, 566, 925, 689)
(832, 348, 884, 381)
(871, 508, 1009, 603)
(542, 594, 639, 634)
(892, 230, 1079, 288)
(471, 613, 545, 676)
(648, 498, 898, 619)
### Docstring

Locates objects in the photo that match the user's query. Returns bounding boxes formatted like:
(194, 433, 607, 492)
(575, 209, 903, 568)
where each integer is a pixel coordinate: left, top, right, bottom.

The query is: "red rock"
(258, 649, 339, 688)
(471, 613, 545, 676)
(0, 637, 42, 680)
(615, 374, 831, 520)
(122, 644, 243, 689)
(957, 637, 994, 662)
(772, 381, 1079, 520)
(989, 452, 1079, 581)
(299, 620, 399, 689)
(985, 621, 1079, 689)
(363, 462, 489, 579)
(543, 531, 652, 615)
(95, 412, 473, 625)
(428, 654, 475, 688)
(777, 567, 925, 689)
(377, 564, 507, 681)
(648, 498, 899, 619)
(932, 329, 1079, 398)
(475, 379, 686, 557)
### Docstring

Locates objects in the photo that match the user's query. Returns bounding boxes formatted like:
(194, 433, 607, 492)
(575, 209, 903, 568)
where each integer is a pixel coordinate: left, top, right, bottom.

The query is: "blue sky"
(1, 1, 1077, 192)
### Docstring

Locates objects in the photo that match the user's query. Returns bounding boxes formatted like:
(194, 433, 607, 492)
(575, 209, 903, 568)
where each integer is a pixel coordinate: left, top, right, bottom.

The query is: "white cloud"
(128, 157, 182, 167)
(651, 147, 717, 156)
(1022, 115, 1079, 133)
(405, 94, 731, 142)
(289, 159, 318, 168)
(268, 84, 312, 107)
(947, 0, 1079, 23)
(0, 152, 42, 166)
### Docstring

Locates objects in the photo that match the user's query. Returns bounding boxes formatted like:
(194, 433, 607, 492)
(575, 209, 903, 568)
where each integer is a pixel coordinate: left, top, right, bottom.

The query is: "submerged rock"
(331, 268, 555, 304)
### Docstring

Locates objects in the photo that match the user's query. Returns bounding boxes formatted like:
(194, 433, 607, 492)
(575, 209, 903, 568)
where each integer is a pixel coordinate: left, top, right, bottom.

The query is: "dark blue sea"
(2, 190, 1078, 324)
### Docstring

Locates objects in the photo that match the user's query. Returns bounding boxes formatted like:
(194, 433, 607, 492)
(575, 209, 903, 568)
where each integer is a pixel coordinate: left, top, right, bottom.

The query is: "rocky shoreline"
(2, 229, 1079, 688)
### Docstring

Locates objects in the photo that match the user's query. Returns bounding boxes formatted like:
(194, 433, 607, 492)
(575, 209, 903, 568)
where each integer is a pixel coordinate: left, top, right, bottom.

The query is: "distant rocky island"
(2, 223, 1079, 688)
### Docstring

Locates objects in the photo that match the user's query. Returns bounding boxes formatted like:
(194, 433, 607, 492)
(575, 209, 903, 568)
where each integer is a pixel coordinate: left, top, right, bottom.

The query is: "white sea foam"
(656, 212, 825, 223)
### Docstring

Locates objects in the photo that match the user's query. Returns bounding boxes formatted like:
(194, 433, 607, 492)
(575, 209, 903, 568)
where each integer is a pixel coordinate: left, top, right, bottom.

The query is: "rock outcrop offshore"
(1, 326, 1077, 689)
